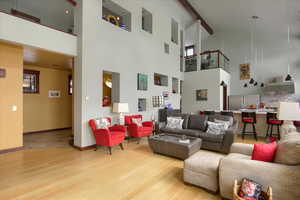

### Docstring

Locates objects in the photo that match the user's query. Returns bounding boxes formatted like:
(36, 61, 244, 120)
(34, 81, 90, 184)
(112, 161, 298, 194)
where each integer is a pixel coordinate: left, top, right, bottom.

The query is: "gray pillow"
(274, 132, 300, 165)
(168, 113, 189, 129)
(188, 115, 208, 131)
(214, 114, 233, 126)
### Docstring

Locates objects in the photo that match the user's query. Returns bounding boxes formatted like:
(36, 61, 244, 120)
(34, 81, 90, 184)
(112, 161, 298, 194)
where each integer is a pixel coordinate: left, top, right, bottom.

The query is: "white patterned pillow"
(95, 118, 111, 129)
(166, 117, 183, 129)
(132, 118, 143, 127)
(214, 119, 231, 130)
(206, 121, 226, 135)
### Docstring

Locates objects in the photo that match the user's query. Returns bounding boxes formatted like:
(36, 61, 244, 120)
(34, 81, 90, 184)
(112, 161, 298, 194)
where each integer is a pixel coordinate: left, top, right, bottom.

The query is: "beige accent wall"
(23, 65, 72, 133)
(0, 42, 23, 150)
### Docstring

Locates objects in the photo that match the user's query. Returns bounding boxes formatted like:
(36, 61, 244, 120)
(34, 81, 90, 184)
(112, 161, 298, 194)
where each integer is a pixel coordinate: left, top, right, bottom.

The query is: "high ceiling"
(189, 0, 300, 41)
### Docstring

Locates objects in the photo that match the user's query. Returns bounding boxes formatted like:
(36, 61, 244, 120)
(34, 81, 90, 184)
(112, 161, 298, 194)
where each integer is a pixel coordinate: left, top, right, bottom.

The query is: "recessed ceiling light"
(251, 16, 260, 20)
(65, 10, 69, 14)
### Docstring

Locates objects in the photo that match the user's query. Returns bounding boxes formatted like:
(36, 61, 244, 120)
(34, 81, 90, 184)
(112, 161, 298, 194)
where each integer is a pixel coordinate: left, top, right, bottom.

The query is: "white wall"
(202, 32, 300, 96)
(0, 12, 77, 56)
(182, 68, 230, 113)
(74, 0, 193, 147)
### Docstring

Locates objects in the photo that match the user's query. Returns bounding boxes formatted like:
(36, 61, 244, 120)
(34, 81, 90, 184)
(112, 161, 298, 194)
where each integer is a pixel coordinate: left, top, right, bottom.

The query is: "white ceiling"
(189, 0, 300, 42)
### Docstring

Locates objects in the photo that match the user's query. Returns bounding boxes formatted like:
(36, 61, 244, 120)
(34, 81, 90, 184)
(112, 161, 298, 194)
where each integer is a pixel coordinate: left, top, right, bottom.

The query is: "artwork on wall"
(152, 96, 164, 107)
(138, 98, 147, 112)
(49, 90, 61, 98)
(137, 73, 148, 91)
(0, 68, 6, 78)
(240, 63, 250, 80)
(196, 89, 208, 101)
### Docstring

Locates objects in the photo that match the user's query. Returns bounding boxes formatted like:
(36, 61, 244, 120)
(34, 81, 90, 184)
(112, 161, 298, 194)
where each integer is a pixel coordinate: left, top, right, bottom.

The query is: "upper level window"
(142, 8, 152, 34)
(23, 70, 39, 94)
(185, 45, 195, 57)
(171, 19, 179, 44)
(102, 0, 132, 32)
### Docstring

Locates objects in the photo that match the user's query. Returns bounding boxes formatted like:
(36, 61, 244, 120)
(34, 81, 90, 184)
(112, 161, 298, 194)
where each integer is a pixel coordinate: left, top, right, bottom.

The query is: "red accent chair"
(89, 118, 126, 155)
(125, 115, 153, 143)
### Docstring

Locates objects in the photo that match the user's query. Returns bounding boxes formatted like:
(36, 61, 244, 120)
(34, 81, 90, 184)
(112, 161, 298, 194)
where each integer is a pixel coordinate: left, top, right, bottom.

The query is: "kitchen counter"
(218, 109, 277, 115)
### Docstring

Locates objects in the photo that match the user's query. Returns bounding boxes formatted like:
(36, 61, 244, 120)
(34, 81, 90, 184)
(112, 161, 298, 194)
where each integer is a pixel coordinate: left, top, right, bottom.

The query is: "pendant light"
(260, 83, 264, 87)
(220, 81, 225, 86)
(285, 26, 292, 82)
(244, 83, 248, 88)
(249, 78, 255, 84)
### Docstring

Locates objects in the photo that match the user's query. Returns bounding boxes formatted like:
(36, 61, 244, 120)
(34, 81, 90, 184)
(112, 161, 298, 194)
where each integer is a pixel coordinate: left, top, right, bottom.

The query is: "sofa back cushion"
(274, 132, 300, 165)
(188, 115, 208, 131)
(214, 114, 234, 126)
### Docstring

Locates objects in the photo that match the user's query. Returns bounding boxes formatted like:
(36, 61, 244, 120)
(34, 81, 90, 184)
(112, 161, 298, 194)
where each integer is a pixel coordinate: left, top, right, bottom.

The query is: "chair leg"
(277, 125, 281, 140)
(242, 123, 247, 139)
(119, 143, 124, 150)
(252, 124, 258, 141)
(270, 125, 273, 138)
(94, 145, 98, 151)
(266, 125, 270, 138)
(137, 138, 141, 144)
(108, 147, 112, 155)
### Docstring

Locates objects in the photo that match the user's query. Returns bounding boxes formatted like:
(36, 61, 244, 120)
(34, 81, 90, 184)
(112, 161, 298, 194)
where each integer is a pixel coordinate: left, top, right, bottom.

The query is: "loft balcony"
(0, 0, 77, 56)
(184, 50, 230, 73)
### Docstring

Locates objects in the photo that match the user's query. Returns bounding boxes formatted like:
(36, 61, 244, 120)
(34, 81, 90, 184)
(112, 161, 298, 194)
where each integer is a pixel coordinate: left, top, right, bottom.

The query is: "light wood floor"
(0, 135, 262, 200)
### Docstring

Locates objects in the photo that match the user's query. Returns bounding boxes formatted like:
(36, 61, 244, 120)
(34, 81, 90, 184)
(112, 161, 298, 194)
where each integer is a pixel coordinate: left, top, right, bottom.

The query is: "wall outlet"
(11, 105, 17, 111)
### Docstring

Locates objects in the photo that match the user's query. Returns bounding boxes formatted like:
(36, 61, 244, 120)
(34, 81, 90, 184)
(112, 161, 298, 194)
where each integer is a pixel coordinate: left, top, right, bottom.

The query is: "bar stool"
(241, 112, 257, 141)
(266, 112, 283, 140)
(294, 121, 300, 127)
(220, 111, 234, 117)
(204, 111, 215, 116)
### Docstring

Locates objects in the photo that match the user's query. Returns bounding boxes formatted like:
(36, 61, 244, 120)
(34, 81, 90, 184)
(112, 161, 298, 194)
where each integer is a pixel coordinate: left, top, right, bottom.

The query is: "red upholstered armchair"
(125, 115, 153, 143)
(89, 118, 126, 155)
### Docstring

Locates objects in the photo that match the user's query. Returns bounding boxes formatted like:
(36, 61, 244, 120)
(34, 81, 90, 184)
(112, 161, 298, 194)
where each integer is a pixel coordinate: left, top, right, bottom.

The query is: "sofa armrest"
(220, 120, 239, 154)
(219, 155, 300, 200)
(230, 143, 254, 156)
(142, 121, 154, 127)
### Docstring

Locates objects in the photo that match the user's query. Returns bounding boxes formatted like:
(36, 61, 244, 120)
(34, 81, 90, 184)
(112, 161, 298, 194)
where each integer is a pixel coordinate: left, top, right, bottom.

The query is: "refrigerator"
(229, 95, 260, 110)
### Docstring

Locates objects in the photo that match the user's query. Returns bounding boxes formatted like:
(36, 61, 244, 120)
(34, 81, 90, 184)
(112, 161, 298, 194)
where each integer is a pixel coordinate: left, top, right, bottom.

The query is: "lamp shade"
(113, 103, 129, 113)
(277, 102, 300, 121)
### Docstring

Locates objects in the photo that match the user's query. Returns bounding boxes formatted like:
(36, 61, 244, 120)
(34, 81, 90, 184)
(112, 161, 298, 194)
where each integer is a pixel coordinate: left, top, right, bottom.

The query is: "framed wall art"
(240, 63, 250, 80)
(137, 73, 148, 91)
(196, 89, 208, 101)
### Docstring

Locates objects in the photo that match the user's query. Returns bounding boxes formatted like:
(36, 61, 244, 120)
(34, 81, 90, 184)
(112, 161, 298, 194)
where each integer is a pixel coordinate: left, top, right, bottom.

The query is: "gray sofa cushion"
(214, 114, 233, 126)
(198, 131, 224, 143)
(188, 115, 208, 131)
(160, 127, 201, 138)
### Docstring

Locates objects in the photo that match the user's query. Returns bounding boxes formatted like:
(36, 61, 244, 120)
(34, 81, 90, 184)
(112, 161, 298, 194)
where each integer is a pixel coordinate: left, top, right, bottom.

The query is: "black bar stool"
(220, 111, 234, 117)
(241, 112, 257, 141)
(294, 121, 300, 127)
(266, 112, 283, 140)
(204, 111, 215, 115)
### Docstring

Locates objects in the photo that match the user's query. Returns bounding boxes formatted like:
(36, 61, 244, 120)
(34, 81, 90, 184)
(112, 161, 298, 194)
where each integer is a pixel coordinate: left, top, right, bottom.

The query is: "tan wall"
(0, 43, 23, 150)
(23, 65, 72, 133)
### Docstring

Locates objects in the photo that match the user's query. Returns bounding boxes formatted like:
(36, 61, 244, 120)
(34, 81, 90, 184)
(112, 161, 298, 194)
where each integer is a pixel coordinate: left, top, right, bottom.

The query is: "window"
(164, 43, 169, 54)
(102, 0, 132, 32)
(172, 77, 179, 94)
(142, 8, 152, 34)
(171, 18, 179, 44)
(23, 70, 39, 94)
(185, 45, 195, 57)
(103, 71, 120, 107)
(68, 75, 73, 95)
(154, 73, 168, 86)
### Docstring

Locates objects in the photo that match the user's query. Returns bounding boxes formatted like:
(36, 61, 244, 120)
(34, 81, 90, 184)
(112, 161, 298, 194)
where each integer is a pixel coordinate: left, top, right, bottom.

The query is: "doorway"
(223, 85, 228, 110)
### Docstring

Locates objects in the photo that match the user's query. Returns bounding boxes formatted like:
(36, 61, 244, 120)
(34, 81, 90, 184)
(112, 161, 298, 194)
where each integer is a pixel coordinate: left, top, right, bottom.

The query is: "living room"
(0, 0, 300, 200)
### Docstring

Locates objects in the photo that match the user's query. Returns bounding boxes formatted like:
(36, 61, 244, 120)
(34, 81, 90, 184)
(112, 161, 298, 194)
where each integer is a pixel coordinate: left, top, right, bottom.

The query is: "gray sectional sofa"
(159, 113, 238, 154)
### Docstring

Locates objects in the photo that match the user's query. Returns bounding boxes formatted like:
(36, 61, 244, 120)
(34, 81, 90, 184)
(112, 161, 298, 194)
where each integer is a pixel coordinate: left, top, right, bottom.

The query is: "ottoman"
(184, 151, 225, 192)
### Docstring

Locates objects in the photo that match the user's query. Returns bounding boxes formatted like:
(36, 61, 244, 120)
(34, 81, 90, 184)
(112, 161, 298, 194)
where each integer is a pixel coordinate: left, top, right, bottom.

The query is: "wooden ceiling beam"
(177, 0, 213, 35)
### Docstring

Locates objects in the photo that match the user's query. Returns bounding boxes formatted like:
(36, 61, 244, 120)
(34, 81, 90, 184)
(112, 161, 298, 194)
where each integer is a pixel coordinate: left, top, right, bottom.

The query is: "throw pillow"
(95, 118, 111, 129)
(239, 178, 263, 200)
(214, 119, 231, 130)
(206, 121, 226, 135)
(166, 117, 184, 129)
(214, 114, 234, 126)
(274, 132, 300, 165)
(251, 142, 277, 162)
(132, 118, 143, 127)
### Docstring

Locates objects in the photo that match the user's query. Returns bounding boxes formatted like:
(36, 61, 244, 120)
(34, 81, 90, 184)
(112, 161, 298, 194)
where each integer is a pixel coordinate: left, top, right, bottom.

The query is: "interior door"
(223, 85, 228, 110)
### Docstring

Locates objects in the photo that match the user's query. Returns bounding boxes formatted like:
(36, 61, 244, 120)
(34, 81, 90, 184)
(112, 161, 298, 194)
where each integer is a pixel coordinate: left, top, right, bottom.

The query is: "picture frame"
(196, 89, 208, 101)
(137, 73, 148, 91)
(240, 63, 250, 80)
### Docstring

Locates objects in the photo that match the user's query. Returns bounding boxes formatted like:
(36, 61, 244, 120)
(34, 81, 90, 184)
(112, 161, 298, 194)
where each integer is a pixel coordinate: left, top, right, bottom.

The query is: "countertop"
(220, 109, 277, 115)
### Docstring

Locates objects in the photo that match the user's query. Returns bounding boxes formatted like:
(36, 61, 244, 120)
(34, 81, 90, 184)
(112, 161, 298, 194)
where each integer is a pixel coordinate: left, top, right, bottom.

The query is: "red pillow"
(251, 142, 277, 162)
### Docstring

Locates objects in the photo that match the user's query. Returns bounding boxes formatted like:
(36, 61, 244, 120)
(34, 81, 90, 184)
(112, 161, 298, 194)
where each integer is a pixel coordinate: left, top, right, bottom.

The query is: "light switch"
(12, 105, 17, 111)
